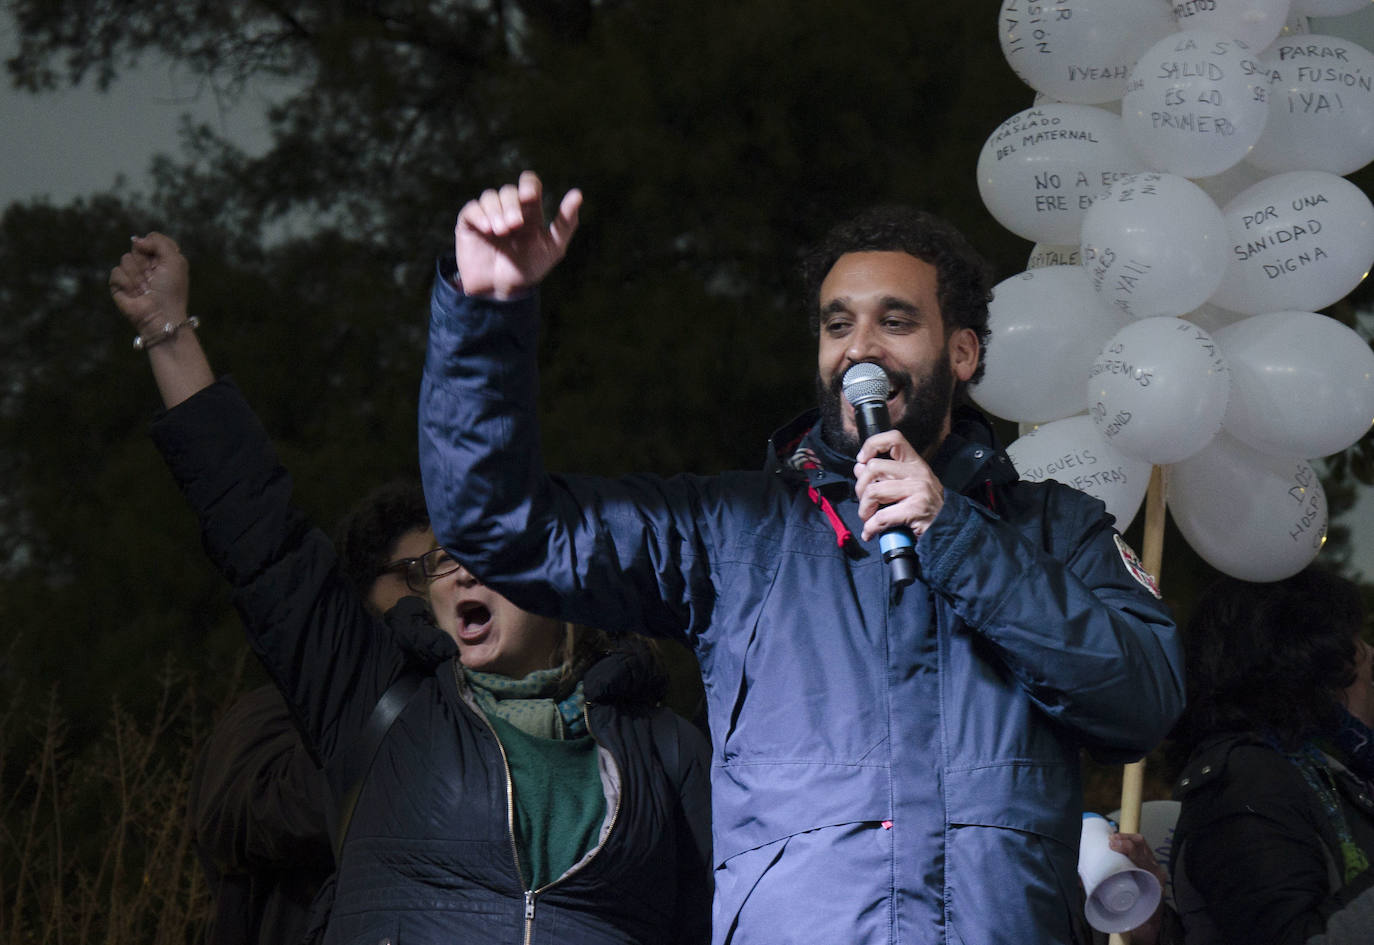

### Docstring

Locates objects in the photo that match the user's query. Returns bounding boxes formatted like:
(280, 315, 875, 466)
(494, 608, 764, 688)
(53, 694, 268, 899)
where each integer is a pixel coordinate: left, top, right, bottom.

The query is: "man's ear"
(949, 327, 980, 382)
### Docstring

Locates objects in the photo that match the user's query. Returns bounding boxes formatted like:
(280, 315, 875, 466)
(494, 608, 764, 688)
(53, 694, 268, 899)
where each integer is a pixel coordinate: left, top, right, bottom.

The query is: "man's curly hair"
(798, 205, 994, 385)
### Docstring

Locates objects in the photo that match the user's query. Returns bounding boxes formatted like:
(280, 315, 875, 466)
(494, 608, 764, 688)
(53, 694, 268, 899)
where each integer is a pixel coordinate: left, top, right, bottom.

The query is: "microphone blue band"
(879, 529, 915, 557)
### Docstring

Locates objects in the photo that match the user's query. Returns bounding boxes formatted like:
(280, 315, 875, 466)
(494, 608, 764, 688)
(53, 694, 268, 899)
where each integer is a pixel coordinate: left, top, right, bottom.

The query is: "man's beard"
(817, 355, 956, 458)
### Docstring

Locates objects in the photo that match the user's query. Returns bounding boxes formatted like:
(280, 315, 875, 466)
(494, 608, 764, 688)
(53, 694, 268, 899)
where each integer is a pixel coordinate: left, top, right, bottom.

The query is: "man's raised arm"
(452, 169, 581, 299)
(421, 173, 722, 643)
(421, 171, 593, 616)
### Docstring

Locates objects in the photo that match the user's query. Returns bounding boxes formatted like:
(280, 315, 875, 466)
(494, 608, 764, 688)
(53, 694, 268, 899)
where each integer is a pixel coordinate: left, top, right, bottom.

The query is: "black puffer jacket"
(154, 378, 712, 945)
(1172, 734, 1374, 945)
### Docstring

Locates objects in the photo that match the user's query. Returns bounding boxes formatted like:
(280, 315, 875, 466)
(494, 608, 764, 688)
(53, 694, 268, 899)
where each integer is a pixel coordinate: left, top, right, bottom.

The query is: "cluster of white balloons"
(980, 0, 1374, 582)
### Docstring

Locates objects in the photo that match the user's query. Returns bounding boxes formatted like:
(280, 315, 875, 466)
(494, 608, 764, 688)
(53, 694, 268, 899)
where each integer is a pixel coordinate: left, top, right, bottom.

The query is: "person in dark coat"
(189, 480, 432, 945)
(1170, 567, 1374, 944)
(111, 233, 712, 945)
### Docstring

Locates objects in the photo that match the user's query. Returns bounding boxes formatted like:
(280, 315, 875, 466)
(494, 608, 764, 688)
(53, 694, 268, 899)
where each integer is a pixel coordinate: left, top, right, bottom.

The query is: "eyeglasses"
(378, 547, 462, 593)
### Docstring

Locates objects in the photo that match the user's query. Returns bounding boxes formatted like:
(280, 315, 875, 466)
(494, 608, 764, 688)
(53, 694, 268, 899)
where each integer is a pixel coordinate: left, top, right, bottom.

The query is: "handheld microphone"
(842, 362, 917, 588)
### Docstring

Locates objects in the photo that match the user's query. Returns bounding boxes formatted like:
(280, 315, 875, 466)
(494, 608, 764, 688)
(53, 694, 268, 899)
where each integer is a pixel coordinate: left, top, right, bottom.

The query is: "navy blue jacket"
(419, 274, 1184, 945)
(154, 379, 712, 945)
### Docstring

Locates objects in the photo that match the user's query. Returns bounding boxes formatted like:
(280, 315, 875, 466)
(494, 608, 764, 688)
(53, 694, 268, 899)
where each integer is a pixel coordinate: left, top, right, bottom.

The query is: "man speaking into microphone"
(419, 171, 1183, 945)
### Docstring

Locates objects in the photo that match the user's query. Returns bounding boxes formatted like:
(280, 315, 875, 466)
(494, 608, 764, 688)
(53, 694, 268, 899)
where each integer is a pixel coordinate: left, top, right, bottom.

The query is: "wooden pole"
(1140, 465, 1168, 593)
(1120, 464, 1169, 830)
(1107, 465, 1168, 945)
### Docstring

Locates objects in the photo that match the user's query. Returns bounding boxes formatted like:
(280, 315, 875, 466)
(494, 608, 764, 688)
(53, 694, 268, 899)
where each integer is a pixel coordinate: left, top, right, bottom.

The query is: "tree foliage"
(1, 0, 1370, 761)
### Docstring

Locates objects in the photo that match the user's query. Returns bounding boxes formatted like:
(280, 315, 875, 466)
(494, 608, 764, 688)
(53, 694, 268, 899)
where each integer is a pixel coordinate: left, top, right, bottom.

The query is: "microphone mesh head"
(842, 363, 890, 407)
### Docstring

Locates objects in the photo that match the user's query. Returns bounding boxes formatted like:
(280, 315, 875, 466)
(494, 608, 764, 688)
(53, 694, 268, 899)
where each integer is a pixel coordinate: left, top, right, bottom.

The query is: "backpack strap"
(333, 669, 425, 861)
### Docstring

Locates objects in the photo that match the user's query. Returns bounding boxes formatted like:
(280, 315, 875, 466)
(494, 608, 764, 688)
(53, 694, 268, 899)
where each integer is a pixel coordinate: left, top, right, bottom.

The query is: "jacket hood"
(583, 648, 669, 707)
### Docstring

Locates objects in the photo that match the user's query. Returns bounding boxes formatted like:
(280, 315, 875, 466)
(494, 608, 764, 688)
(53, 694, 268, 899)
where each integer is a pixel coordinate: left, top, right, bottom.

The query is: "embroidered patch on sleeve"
(1114, 534, 1161, 599)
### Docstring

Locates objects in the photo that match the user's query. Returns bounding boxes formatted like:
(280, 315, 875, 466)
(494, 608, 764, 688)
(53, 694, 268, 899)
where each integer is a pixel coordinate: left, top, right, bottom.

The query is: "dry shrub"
(0, 657, 219, 945)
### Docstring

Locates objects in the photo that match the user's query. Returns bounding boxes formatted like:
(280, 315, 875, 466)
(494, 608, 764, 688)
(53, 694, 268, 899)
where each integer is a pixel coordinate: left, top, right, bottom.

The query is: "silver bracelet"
(133, 315, 200, 351)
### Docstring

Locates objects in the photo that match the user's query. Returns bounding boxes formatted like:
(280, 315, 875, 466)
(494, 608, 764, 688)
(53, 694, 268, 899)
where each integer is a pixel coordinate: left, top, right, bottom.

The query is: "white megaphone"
(1077, 812, 1163, 933)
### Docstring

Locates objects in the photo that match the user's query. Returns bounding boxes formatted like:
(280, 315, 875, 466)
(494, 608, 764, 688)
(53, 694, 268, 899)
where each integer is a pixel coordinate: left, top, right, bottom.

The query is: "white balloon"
(1028, 243, 1082, 268)
(1216, 310, 1374, 455)
(998, 0, 1179, 104)
(1267, 11, 1311, 55)
(1087, 317, 1230, 464)
(1186, 301, 1251, 333)
(1192, 158, 1267, 207)
(1080, 172, 1230, 318)
(1211, 170, 1374, 313)
(1008, 415, 1154, 528)
(1276, 10, 1312, 38)
(977, 105, 1148, 244)
(1122, 29, 1272, 177)
(971, 266, 1130, 423)
(1262, 12, 1311, 58)
(1248, 34, 1374, 175)
(1168, 432, 1327, 581)
(1173, 0, 1293, 51)
(1291, 0, 1370, 15)
(1034, 89, 1125, 115)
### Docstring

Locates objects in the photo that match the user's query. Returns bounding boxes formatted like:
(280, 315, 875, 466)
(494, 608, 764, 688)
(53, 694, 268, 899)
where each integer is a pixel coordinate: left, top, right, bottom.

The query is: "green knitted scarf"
(462, 665, 588, 738)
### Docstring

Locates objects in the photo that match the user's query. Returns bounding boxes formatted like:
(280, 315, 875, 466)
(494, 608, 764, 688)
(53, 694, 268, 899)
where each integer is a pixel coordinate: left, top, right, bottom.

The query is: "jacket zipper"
(520, 705, 624, 943)
(461, 667, 623, 945)
(475, 703, 530, 925)
(457, 665, 533, 943)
